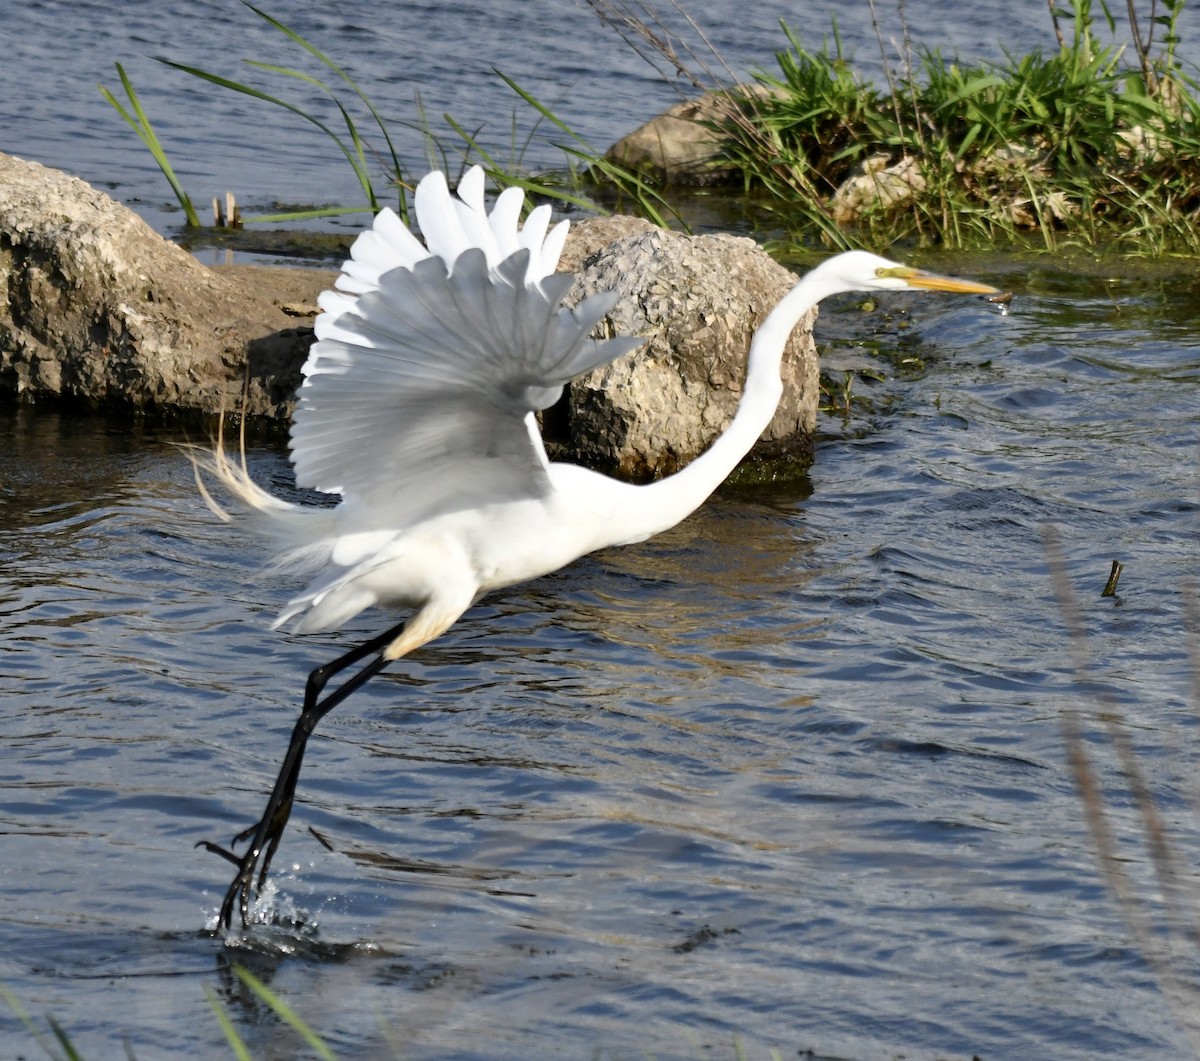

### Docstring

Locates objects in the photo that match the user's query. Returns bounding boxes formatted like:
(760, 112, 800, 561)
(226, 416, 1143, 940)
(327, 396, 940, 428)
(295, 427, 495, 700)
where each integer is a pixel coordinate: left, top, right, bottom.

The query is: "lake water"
(3, 2, 1200, 1059)
(8, 0, 1200, 237)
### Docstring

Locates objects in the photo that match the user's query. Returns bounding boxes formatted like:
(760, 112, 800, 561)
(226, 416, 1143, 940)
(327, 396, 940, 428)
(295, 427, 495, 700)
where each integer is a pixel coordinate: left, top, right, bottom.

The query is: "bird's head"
(816, 249, 1001, 297)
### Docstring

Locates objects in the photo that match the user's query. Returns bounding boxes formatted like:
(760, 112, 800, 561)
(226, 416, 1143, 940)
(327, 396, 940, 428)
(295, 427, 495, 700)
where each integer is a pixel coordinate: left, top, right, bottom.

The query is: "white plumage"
(197, 165, 1000, 928)
(207, 167, 645, 637)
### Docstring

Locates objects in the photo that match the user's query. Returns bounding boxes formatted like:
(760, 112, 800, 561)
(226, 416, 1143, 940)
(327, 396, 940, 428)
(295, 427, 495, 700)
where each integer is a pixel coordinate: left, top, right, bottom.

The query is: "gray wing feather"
(290, 247, 642, 528)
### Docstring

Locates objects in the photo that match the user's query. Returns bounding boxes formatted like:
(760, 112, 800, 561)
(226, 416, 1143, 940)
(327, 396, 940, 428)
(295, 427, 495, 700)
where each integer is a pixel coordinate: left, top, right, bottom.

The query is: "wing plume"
(289, 167, 644, 529)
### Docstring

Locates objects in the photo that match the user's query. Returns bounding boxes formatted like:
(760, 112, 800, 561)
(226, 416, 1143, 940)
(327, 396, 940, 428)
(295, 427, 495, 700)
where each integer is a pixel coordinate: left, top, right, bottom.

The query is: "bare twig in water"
(1102, 559, 1124, 597)
(867, 0, 904, 113)
(1125, 0, 1156, 90)
(1047, 0, 1066, 49)
(1186, 582, 1200, 728)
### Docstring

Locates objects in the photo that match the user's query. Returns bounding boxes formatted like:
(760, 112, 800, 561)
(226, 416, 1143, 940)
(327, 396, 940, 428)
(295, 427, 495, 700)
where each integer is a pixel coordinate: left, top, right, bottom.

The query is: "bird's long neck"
(626, 276, 827, 540)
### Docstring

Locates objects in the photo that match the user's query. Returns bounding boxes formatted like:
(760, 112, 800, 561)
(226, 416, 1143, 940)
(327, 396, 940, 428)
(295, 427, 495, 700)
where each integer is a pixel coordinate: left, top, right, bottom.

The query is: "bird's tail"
(185, 420, 340, 577)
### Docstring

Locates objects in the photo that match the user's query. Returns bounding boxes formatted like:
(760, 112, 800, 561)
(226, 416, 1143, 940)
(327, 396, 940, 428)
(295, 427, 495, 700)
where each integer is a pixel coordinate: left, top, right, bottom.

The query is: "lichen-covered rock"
(562, 227, 817, 479)
(830, 154, 926, 224)
(558, 214, 656, 274)
(0, 154, 817, 480)
(604, 87, 772, 186)
(0, 151, 308, 415)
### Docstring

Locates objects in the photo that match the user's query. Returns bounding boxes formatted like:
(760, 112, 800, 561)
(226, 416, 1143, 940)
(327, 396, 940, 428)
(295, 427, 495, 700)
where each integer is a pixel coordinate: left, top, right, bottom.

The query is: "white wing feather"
(488, 186, 525, 259)
(290, 167, 642, 530)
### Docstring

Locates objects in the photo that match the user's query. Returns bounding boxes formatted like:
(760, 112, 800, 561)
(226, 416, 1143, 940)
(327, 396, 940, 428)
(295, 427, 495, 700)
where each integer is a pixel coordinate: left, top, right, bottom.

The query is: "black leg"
(201, 618, 408, 929)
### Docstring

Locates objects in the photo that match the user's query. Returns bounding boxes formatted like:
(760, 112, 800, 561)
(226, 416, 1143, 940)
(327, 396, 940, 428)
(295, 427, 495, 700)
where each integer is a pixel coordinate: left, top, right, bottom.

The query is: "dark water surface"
(4, 2, 1200, 1059)
(4, 270, 1198, 1059)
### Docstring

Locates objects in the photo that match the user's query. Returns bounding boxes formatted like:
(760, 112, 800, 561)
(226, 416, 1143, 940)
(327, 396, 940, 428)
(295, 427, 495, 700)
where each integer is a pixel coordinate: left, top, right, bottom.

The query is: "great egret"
(197, 165, 1000, 929)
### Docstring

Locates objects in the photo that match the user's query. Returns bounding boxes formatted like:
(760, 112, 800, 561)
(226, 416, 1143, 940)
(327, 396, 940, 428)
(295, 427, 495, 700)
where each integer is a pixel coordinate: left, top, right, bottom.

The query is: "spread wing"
(289, 168, 642, 530)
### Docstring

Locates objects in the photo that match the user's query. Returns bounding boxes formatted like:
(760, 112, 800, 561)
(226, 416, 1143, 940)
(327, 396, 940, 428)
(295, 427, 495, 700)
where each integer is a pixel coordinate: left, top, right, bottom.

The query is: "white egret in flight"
(197, 165, 1000, 929)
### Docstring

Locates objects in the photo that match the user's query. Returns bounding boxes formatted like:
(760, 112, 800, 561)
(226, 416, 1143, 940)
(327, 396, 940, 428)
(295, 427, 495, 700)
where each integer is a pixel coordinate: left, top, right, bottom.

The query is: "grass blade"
(233, 967, 336, 1060)
(241, 1, 408, 214)
(204, 985, 254, 1061)
(156, 57, 380, 210)
(484, 72, 682, 227)
(98, 63, 201, 226)
(2, 984, 70, 1061)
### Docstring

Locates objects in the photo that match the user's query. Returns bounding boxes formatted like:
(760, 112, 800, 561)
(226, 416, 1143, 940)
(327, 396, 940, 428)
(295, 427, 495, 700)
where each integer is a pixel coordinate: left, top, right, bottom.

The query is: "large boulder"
(0, 153, 818, 477)
(562, 227, 816, 479)
(0, 152, 310, 416)
(605, 87, 771, 186)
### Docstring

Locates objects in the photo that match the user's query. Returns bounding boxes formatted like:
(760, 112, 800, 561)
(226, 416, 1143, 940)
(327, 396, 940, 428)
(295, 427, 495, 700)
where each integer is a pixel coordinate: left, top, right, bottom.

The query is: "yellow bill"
(878, 265, 1002, 295)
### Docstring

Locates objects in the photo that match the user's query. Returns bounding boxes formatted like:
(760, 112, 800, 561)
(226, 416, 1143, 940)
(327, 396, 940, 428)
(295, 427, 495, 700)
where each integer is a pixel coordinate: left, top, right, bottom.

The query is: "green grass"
(208, 967, 336, 1060)
(3, 968, 334, 1061)
(100, 1, 674, 229)
(6, 972, 794, 1060)
(101, 0, 1200, 257)
(717, 0, 1200, 254)
(99, 62, 201, 227)
(151, 0, 409, 223)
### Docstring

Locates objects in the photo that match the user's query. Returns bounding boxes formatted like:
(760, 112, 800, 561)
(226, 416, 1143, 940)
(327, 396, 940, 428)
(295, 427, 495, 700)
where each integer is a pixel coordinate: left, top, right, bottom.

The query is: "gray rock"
(557, 214, 657, 274)
(0, 153, 817, 478)
(0, 151, 306, 416)
(604, 87, 772, 186)
(562, 227, 817, 480)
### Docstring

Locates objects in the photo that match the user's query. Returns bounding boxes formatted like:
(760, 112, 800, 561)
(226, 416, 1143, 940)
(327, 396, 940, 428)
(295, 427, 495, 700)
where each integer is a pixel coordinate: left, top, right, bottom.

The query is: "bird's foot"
(197, 814, 285, 930)
(196, 632, 400, 931)
(198, 818, 257, 866)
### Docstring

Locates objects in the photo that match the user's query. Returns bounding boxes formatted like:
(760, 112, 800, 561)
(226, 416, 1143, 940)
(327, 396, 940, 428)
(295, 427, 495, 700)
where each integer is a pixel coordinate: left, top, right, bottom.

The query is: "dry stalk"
(865, 0, 931, 241)
(1125, 0, 1158, 91)
(1045, 525, 1200, 1054)
(578, 0, 829, 207)
(1048, 0, 1067, 49)
(576, 0, 731, 93)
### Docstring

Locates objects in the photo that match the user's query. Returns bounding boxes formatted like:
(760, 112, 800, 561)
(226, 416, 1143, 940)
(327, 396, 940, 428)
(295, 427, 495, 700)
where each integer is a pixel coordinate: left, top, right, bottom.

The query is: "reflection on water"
(2, 263, 1198, 1059)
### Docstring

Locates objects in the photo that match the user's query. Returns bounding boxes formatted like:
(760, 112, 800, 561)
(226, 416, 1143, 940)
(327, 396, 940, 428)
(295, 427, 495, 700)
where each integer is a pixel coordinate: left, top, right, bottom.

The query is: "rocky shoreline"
(0, 138, 818, 478)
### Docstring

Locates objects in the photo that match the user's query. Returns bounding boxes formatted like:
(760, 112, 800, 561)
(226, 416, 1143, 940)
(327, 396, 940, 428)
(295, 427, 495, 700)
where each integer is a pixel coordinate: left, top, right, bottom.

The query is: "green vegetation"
(207, 967, 336, 1060)
(157, 1, 408, 223)
(2, 982, 83, 1061)
(100, 1, 674, 229)
(100, 63, 202, 227)
(6, 970, 788, 1059)
(3, 968, 335, 1061)
(101, 0, 1200, 255)
(704, 0, 1200, 253)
